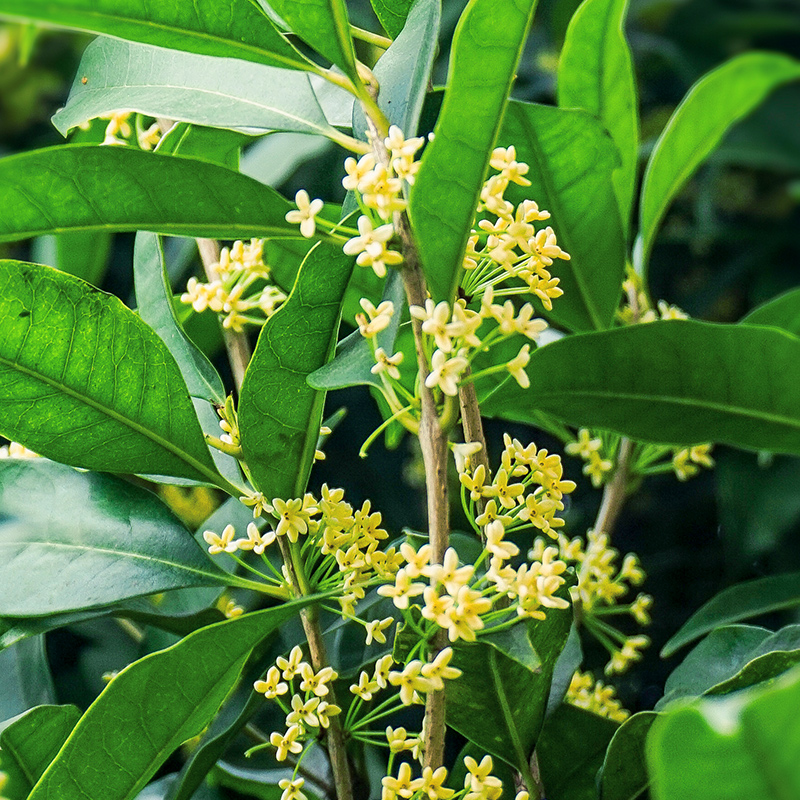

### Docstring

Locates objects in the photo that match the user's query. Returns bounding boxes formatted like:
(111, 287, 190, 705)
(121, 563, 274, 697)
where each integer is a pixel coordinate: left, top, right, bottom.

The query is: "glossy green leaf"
(662, 573, 800, 657)
(0, 637, 55, 721)
(558, 0, 638, 236)
(31, 230, 112, 287)
(646, 665, 800, 800)
(261, 0, 358, 82)
(352, 0, 440, 136)
(0, 0, 312, 72)
(370, 0, 414, 38)
(500, 101, 626, 331)
(53, 38, 337, 139)
(445, 598, 572, 778)
(741, 287, 800, 337)
(0, 706, 81, 795)
(636, 52, 800, 273)
(0, 460, 256, 616)
(308, 270, 405, 390)
(0, 260, 234, 486)
(537, 703, 619, 800)
(485, 320, 800, 455)
(659, 625, 800, 709)
(409, 0, 539, 303)
(157, 124, 248, 169)
(27, 599, 313, 800)
(0, 146, 299, 244)
(599, 711, 657, 800)
(239, 242, 354, 501)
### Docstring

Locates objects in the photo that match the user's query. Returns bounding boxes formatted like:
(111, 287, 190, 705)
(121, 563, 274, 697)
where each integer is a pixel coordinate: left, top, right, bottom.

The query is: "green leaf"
(157, 124, 248, 169)
(646, 665, 800, 800)
(445, 598, 572, 776)
(0, 637, 55, 721)
(53, 38, 338, 139)
(558, 0, 638, 237)
(409, 0, 539, 303)
(31, 230, 112, 287)
(662, 575, 800, 657)
(261, 0, 358, 83)
(239, 242, 354, 501)
(369, 0, 415, 38)
(0, 0, 313, 72)
(659, 625, 800, 709)
(537, 703, 619, 800)
(352, 0, 440, 136)
(741, 287, 800, 337)
(0, 706, 81, 794)
(308, 269, 405, 390)
(0, 146, 299, 244)
(636, 52, 800, 274)
(0, 260, 231, 487)
(599, 711, 658, 800)
(484, 320, 800, 455)
(0, 460, 249, 616)
(500, 101, 626, 331)
(27, 599, 314, 800)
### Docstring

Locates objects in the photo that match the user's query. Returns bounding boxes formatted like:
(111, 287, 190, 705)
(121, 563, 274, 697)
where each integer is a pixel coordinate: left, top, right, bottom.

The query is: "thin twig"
(594, 437, 633, 535)
(458, 374, 491, 521)
(196, 238, 251, 394)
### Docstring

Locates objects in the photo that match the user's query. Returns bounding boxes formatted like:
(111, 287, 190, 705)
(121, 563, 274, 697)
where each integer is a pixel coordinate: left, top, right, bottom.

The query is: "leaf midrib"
(489, 649, 528, 770)
(0, 351, 220, 485)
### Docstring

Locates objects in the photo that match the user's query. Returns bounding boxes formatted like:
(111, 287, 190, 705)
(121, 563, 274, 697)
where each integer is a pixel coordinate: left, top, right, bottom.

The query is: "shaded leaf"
(662, 573, 800, 657)
(409, 0, 539, 302)
(740, 287, 800, 337)
(0, 0, 312, 72)
(54, 38, 337, 138)
(262, 0, 358, 83)
(0, 706, 81, 795)
(558, 0, 638, 236)
(599, 711, 657, 800)
(0, 637, 55, 721)
(0, 460, 252, 616)
(537, 703, 619, 800)
(157, 123, 248, 169)
(646, 665, 800, 800)
(636, 52, 800, 273)
(369, 0, 415, 38)
(501, 101, 626, 331)
(485, 320, 800, 456)
(0, 260, 236, 487)
(239, 242, 354, 501)
(0, 146, 299, 244)
(31, 230, 112, 288)
(27, 599, 314, 800)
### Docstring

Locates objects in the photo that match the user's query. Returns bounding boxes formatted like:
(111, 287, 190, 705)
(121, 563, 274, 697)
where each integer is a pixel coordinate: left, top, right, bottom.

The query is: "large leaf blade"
(27, 600, 313, 800)
(53, 38, 336, 139)
(0, 146, 298, 244)
(0, 260, 231, 485)
(500, 101, 626, 331)
(239, 242, 354, 500)
(484, 320, 800, 455)
(409, 0, 539, 303)
(0, 460, 240, 616)
(0, 0, 312, 72)
(369, 0, 415, 38)
(637, 52, 800, 273)
(558, 0, 638, 236)
(740, 287, 800, 337)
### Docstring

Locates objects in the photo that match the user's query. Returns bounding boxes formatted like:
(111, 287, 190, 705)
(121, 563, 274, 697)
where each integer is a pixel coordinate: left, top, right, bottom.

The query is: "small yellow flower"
(365, 616, 394, 645)
(372, 347, 404, 380)
(425, 547, 474, 595)
(425, 349, 468, 396)
(382, 762, 422, 799)
(202, 524, 238, 555)
(299, 663, 337, 696)
(272, 498, 309, 541)
(278, 777, 308, 800)
(463, 754, 503, 800)
(235, 521, 275, 554)
(270, 724, 304, 761)
(377, 567, 426, 609)
(285, 189, 324, 238)
(388, 660, 435, 705)
(399, 542, 432, 578)
(385, 726, 409, 753)
(374, 654, 394, 689)
(356, 298, 394, 338)
(410, 299, 454, 352)
(350, 670, 379, 700)
(420, 647, 462, 690)
(276, 646, 306, 680)
(285, 694, 320, 728)
(459, 463, 488, 501)
(630, 593, 653, 625)
(418, 765, 455, 800)
(316, 700, 341, 728)
(452, 442, 483, 474)
(506, 344, 531, 389)
(254, 666, 288, 699)
(485, 519, 520, 561)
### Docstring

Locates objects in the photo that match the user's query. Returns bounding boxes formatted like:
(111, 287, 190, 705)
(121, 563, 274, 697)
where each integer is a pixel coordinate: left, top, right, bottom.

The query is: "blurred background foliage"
(1, 0, 799, 730)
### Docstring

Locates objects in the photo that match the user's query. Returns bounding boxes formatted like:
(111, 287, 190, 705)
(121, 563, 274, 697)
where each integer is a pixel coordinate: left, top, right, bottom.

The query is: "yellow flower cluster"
(565, 429, 615, 487)
(459, 434, 576, 539)
(672, 444, 714, 481)
(382, 755, 528, 800)
(253, 646, 341, 763)
(97, 110, 160, 149)
(534, 530, 652, 674)
(566, 670, 629, 722)
(180, 239, 286, 332)
(619, 266, 688, 325)
(461, 146, 570, 311)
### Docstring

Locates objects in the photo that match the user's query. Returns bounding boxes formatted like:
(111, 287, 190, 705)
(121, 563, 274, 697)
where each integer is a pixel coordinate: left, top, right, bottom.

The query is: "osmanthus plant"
(0, 1, 800, 799)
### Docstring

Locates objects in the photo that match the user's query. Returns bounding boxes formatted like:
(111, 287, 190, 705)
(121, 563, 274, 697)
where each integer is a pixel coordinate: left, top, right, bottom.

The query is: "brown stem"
(196, 238, 251, 393)
(528, 750, 547, 800)
(594, 437, 633, 535)
(457, 374, 491, 521)
(277, 537, 354, 800)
